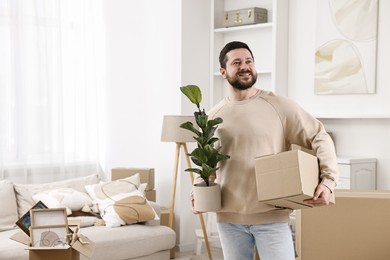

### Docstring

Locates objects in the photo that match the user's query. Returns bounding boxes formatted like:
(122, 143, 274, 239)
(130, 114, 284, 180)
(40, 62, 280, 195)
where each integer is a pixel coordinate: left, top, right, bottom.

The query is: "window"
(0, 0, 105, 182)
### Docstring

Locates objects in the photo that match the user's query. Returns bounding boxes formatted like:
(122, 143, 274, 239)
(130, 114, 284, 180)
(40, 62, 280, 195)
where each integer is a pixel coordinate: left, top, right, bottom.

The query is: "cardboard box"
(295, 190, 390, 260)
(160, 208, 175, 259)
(255, 149, 334, 209)
(290, 144, 315, 156)
(10, 222, 95, 260)
(112, 168, 155, 191)
(29, 248, 80, 260)
(160, 208, 170, 227)
(145, 189, 156, 202)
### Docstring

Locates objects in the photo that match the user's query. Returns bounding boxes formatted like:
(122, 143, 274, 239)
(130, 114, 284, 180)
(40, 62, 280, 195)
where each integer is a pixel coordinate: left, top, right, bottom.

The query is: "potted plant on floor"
(180, 85, 230, 212)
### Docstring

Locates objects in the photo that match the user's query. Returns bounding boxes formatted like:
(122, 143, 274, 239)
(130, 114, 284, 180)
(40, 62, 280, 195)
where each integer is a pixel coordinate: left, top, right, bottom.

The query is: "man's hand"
(304, 183, 331, 207)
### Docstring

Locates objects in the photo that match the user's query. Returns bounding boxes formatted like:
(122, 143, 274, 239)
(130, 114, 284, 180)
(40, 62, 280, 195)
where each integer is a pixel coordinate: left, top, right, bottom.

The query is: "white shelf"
(209, 0, 289, 107)
(315, 114, 390, 119)
(214, 23, 272, 33)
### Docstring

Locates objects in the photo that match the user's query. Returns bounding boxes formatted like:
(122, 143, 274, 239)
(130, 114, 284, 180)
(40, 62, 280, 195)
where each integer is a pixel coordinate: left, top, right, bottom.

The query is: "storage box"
(295, 190, 390, 260)
(112, 168, 155, 191)
(10, 231, 95, 260)
(29, 248, 80, 260)
(255, 149, 334, 209)
(160, 208, 175, 259)
(223, 7, 267, 27)
(10, 221, 95, 260)
(145, 189, 156, 202)
(160, 208, 170, 229)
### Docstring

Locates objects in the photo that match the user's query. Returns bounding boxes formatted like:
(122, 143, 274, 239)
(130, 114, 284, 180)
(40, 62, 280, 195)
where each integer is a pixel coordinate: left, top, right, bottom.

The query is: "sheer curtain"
(0, 0, 105, 183)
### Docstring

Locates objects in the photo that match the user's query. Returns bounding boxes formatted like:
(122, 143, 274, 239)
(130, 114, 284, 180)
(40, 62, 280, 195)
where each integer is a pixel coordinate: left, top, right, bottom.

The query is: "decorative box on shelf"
(337, 157, 377, 190)
(223, 7, 268, 28)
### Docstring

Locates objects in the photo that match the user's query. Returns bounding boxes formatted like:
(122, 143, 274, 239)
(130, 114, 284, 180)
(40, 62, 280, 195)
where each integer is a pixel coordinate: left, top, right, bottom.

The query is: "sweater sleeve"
(270, 95, 339, 191)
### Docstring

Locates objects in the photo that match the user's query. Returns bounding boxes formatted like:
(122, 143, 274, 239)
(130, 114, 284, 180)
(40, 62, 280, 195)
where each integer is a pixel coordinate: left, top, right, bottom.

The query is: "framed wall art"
(314, 0, 379, 94)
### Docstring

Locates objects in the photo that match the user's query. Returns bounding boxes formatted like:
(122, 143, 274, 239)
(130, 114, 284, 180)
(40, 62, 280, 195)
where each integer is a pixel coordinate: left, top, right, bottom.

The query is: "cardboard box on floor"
(255, 146, 335, 209)
(160, 208, 175, 259)
(111, 167, 155, 190)
(112, 167, 156, 202)
(10, 219, 95, 260)
(295, 190, 390, 260)
(144, 190, 156, 202)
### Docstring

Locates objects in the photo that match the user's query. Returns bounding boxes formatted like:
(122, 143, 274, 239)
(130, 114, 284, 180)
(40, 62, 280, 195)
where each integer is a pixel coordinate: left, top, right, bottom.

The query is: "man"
(194, 41, 338, 260)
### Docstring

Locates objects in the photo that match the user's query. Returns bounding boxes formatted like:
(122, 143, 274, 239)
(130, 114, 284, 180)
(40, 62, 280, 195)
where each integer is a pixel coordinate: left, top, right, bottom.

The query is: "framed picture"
(15, 200, 47, 236)
(30, 208, 67, 227)
(314, 0, 379, 94)
(29, 208, 70, 247)
(30, 225, 68, 247)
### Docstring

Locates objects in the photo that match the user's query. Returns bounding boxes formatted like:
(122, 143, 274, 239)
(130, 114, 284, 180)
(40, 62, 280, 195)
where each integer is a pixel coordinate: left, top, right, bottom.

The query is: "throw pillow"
(14, 173, 100, 217)
(85, 174, 156, 227)
(67, 216, 100, 227)
(0, 179, 18, 231)
(32, 187, 93, 211)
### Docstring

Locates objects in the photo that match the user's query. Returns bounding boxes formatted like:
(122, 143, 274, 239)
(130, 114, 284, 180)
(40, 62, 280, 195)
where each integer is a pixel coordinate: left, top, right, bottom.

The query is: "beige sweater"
(208, 90, 338, 225)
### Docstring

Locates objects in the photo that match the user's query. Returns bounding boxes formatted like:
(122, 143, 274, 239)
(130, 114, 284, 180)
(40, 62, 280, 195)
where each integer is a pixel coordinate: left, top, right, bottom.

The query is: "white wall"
(288, 0, 390, 189)
(179, 0, 211, 252)
(104, 0, 210, 252)
(104, 0, 181, 210)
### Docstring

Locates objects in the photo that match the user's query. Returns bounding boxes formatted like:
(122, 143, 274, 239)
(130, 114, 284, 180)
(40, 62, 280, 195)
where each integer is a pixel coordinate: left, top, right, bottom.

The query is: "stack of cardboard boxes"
(111, 168, 156, 202)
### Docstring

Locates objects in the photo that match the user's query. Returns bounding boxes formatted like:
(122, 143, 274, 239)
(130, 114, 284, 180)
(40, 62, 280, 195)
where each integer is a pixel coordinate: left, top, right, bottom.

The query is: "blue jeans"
(217, 222, 295, 260)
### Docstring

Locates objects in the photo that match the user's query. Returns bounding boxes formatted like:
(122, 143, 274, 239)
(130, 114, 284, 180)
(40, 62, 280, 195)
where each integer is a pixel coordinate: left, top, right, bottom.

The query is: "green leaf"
(180, 85, 202, 106)
(184, 168, 202, 175)
(189, 147, 208, 164)
(196, 114, 208, 129)
(208, 117, 223, 127)
(180, 122, 201, 137)
(207, 137, 219, 146)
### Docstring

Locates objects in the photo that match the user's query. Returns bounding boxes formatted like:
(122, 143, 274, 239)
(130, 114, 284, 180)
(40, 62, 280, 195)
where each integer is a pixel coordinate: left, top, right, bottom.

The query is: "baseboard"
(177, 242, 196, 253)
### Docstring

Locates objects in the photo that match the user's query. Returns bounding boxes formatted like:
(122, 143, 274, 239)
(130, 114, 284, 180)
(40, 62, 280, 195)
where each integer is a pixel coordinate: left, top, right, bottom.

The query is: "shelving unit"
(315, 114, 390, 119)
(209, 0, 289, 107)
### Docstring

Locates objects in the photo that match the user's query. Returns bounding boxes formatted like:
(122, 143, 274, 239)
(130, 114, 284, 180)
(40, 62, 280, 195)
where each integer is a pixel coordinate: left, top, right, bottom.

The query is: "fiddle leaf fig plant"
(180, 85, 230, 186)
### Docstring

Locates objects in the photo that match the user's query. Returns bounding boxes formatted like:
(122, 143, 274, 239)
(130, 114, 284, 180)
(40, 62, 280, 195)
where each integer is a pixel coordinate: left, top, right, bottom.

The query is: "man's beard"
(226, 71, 257, 90)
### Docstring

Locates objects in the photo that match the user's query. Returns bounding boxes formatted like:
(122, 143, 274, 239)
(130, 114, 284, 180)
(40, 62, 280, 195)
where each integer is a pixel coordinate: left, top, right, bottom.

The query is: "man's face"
(220, 48, 257, 90)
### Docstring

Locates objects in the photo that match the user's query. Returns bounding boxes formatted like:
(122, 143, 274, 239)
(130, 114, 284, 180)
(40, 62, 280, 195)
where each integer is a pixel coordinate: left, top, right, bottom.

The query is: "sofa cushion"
(0, 180, 18, 231)
(14, 174, 100, 217)
(32, 187, 93, 211)
(85, 174, 157, 227)
(0, 229, 29, 260)
(79, 224, 175, 260)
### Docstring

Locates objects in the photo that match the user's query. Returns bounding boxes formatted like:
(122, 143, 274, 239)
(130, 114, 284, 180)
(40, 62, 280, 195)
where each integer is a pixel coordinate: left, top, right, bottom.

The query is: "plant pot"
(193, 182, 221, 212)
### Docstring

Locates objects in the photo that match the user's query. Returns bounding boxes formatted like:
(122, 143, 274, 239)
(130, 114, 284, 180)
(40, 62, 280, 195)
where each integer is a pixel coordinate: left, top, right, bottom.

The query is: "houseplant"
(180, 85, 230, 212)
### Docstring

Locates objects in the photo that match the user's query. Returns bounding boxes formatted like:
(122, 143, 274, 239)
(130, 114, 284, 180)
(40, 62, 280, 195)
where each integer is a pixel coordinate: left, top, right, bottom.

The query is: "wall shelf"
(209, 0, 289, 107)
(315, 114, 390, 119)
(214, 23, 272, 33)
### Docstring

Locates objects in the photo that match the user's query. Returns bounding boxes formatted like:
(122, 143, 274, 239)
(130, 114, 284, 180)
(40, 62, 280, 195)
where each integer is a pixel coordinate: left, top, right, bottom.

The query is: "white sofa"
(0, 174, 176, 260)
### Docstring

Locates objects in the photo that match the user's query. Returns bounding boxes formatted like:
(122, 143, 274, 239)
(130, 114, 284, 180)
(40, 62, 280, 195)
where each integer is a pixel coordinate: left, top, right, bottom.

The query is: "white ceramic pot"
(193, 182, 221, 212)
